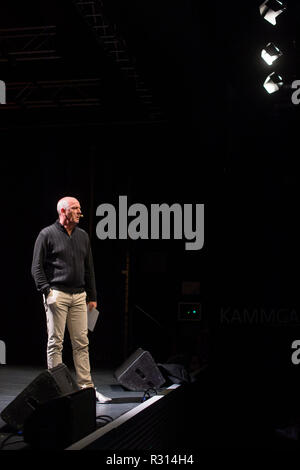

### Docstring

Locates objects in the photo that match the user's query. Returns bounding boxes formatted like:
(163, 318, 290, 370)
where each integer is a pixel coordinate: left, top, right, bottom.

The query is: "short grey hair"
(57, 198, 70, 215)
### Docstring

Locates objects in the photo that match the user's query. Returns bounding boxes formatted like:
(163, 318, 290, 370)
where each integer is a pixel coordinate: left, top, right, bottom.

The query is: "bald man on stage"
(31, 196, 111, 403)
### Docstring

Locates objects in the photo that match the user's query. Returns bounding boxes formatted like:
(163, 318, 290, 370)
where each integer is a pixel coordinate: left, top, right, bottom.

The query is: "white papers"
(46, 289, 60, 305)
(87, 306, 100, 332)
(0, 340, 6, 365)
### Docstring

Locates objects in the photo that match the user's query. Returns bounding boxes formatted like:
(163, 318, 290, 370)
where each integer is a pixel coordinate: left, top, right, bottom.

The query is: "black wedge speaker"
(23, 387, 96, 449)
(114, 348, 165, 391)
(1, 363, 80, 430)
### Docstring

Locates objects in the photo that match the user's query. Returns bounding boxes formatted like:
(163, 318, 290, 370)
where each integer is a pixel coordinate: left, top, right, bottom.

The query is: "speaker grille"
(114, 348, 165, 391)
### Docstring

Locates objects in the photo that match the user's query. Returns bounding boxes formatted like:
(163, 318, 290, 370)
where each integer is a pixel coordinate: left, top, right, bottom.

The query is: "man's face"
(65, 198, 82, 224)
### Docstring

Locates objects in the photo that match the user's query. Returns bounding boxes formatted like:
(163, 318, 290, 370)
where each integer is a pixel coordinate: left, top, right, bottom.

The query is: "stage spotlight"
(259, 0, 287, 26)
(263, 71, 283, 93)
(261, 42, 283, 65)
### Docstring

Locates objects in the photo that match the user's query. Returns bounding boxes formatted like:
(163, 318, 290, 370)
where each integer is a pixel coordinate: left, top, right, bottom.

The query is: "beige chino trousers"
(44, 289, 94, 388)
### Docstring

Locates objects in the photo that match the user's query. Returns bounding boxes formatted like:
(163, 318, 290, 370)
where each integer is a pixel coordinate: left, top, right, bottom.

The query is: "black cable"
(96, 414, 113, 427)
(0, 439, 25, 449)
(0, 432, 23, 450)
(96, 414, 113, 420)
(141, 387, 158, 402)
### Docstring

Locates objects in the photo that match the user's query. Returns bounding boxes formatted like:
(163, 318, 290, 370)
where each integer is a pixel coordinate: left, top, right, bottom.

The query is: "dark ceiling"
(0, 1, 216, 128)
(1, 1, 300, 147)
(0, 1, 279, 129)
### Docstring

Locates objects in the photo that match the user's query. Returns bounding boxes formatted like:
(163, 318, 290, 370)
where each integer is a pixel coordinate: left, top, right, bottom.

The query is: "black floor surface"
(1, 364, 300, 450)
(0, 365, 147, 450)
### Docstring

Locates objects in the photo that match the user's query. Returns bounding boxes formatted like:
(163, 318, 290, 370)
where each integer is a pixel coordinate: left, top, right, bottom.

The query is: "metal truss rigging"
(71, 0, 163, 121)
(0, 8, 164, 122)
(0, 26, 102, 110)
(3, 78, 102, 109)
(0, 26, 61, 63)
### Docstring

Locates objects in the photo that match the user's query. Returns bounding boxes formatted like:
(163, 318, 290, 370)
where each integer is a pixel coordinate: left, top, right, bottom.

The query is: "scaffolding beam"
(0, 26, 61, 63)
(2, 78, 102, 109)
(71, 0, 163, 121)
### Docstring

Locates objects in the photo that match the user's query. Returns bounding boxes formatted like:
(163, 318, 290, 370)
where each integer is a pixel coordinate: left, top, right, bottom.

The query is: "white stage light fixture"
(263, 71, 283, 93)
(259, 0, 287, 25)
(261, 42, 283, 65)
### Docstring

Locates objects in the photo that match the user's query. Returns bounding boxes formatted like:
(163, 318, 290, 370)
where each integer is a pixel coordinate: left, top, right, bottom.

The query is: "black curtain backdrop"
(0, 1, 300, 434)
(0, 125, 216, 368)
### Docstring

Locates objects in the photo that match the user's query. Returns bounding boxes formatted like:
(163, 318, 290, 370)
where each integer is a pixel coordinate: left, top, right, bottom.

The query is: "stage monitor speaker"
(23, 387, 96, 449)
(0, 363, 80, 430)
(114, 348, 165, 391)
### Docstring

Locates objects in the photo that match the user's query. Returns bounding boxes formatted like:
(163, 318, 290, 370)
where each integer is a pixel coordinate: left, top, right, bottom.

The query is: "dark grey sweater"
(31, 220, 97, 302)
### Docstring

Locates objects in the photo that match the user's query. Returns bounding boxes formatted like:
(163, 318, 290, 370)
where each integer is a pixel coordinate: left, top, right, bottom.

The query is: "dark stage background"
(1, 0, 300, 436)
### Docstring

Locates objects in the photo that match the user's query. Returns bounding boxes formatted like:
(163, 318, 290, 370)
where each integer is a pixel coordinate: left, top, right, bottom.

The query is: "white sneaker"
(95, 389, 112, 403)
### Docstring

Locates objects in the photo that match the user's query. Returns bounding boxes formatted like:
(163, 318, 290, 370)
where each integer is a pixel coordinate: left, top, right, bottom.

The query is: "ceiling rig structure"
(72, 0, 163, 121)
(0, 0, 166, 128)
(0, 25, 61, 64)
